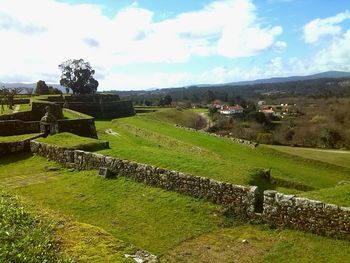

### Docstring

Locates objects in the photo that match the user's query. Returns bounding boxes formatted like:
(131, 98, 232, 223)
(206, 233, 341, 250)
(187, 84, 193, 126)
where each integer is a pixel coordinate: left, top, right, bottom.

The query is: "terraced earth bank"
(1, 108, 349, 262)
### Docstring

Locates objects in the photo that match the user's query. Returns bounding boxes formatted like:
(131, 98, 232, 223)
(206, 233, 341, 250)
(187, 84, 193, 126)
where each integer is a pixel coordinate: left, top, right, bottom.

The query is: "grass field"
(0, 191, 71, 262)
(91, 109, 350, 206)
(0, 153, 349, 262)
(0, 105, 15, 115)
(37, 132, 108, 151)
(0, 133, 40, 142)
(266, 144, 350, 169)
(1, 107, 349, 261)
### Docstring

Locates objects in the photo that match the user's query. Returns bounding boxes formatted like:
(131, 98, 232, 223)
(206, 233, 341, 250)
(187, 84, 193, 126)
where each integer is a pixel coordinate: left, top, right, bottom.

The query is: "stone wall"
(57, 118, 98, 138)
(0, 120, 40, 136)
(263, 190, 350, 239)
(45, 94, 121, 103)
(0, 110, 32, 121)
(0, 102, 63, 121)
(31, 102, 63, 120)
(28, 141, 350, 239)
(0, 134, 43, 156)
(65, 100, 135, 119)
(175, 125, 259, 148)
(30, 141, 257, 217)
(13, 98, 30, 104)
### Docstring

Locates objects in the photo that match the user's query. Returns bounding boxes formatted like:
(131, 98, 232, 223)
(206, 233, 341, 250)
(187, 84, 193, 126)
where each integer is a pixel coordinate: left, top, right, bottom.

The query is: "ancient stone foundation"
(29, 141, 350, 239)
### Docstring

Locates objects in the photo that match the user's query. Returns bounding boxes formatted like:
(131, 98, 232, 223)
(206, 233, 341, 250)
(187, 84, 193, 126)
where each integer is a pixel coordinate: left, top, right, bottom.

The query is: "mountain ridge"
(1, 71, 350, 92)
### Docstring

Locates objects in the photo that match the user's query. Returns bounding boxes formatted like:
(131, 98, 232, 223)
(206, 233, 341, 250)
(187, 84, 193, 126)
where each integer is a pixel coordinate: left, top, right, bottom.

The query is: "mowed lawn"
(94, 109, 350, 204)
(0, 154, 349, 262)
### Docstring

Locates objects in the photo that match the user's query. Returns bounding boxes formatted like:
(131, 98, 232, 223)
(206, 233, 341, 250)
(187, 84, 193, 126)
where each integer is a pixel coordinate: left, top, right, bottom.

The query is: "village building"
(219, 104, 244, 115)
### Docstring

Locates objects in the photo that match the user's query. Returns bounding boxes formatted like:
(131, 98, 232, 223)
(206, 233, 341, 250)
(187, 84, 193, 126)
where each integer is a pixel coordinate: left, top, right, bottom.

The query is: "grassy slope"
(0, 154, 223, 255)
(0, 154, 349, 262)
(95, 110, 350, 193)
(0, 105, 14, 115)
(0, 191, 71, 262)
(36, 132, 107, 151)
(265, 145, 350, 169)
(0, 133, 40, 142)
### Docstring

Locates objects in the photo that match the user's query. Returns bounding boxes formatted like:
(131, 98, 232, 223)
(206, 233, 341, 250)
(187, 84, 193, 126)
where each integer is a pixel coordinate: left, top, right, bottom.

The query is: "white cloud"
(0, 0, 284, 89)
(303, 10, 350, 44)
(312, 29, 350, 71)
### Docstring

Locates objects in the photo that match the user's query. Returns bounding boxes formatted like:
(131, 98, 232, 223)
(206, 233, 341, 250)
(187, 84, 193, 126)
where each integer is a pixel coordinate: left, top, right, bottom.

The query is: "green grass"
(161, 225, 350, 263)
(17, 104, 32, 112)
(299, 184, 350, 207)
(265, 145, 350, 169)
(0, 191, 71, 262)
(190, 107, 208, 113)
(0, 133, 40, 142)
(36, 132, 108, 151)
(1, 154, 224, 255)
(63, 108, 92, 119)
(0, 105, 14, 115)
(0, 154, 349, 262)
(93, 110, 349, 196)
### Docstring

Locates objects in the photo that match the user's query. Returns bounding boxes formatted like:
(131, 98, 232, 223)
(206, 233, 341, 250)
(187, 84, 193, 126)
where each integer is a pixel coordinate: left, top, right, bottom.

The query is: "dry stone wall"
(30, 141, 257, 217)
(29, 141, 350, 239)
(0, 134, 43, 156)
(263, 190, 350, 239)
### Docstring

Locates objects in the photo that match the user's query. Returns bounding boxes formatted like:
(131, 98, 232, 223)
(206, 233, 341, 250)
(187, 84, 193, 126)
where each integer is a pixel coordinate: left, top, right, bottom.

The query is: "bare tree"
(24, 87, 34, 96)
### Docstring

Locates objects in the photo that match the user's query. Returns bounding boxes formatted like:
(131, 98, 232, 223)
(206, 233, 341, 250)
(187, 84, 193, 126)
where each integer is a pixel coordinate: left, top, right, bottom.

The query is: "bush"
(256, 132, 273, 144)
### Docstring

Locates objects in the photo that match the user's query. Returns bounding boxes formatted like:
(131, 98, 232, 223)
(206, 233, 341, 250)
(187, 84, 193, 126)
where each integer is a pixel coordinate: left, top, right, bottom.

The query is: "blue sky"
(0, 0, 350, 90)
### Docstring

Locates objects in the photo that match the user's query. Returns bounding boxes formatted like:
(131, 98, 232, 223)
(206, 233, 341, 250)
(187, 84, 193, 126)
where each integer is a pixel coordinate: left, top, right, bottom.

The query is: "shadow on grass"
(0, 152, 34, 165)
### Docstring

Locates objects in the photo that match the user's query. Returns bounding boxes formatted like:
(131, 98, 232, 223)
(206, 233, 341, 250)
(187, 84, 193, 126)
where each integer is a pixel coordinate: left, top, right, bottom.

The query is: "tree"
(35, 80, 49, 95)
(159, 94, 172, 106)
(24, 87, 34, 96)
(48, 86, 63, 95)
(0, 87, 20, 110)
(58, 59, 99, 94)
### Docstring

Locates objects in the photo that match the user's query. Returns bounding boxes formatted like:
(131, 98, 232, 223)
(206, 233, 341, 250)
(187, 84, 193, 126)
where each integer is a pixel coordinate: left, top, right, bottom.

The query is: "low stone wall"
(57, 118, 98, 139)
(30, 141, 257, 217)
(13, 98, 30, 104)
(175, 125, 259, 148)
(28, 141, 350, 239)
(0, 134, 43, 156)
(0, 110, 32, 121)
(263, 190, 350, 239)
(0, 102, 63, 121)
(0, 120, 40, 136)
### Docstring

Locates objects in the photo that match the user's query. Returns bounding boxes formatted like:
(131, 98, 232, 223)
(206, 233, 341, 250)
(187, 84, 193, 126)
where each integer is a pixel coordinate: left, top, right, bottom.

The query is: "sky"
(0, 0, 349, 91)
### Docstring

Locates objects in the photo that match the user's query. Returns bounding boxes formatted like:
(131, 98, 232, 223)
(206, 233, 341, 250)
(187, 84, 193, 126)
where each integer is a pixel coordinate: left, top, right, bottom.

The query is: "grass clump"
(37, 132, 108, 151)
(0, 192, 70, 263)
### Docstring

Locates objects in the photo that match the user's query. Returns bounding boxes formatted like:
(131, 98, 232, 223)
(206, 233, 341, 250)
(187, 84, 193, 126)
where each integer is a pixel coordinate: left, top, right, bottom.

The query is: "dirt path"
(199, 112, 211, 130)
(12, 104, 20, 113)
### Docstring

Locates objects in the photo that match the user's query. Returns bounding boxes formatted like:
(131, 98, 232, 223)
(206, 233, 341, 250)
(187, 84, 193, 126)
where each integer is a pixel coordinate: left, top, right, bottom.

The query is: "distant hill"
(0, 82, 66, 93)
(197, 71, 350, 87)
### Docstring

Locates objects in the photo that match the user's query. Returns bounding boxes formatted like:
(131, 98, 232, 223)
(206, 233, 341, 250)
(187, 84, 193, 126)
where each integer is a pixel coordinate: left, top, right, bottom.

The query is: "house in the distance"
(259, 108, 276, 116)
(219, 104, 244, 115)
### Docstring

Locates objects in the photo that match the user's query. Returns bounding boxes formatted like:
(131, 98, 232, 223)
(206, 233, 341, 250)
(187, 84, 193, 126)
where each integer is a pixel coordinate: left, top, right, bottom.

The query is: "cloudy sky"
(0, 0, 349, 90)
